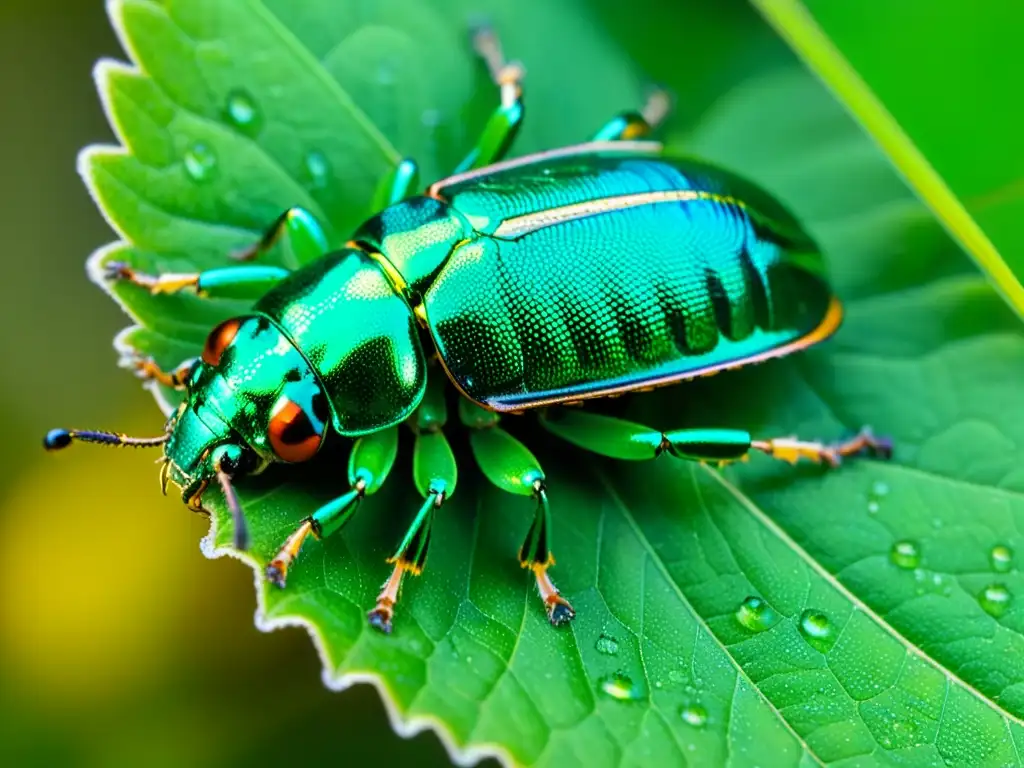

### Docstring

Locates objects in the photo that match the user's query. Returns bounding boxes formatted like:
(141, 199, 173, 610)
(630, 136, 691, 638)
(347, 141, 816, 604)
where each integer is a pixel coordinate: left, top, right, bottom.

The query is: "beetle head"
(43, 314, 329, 552)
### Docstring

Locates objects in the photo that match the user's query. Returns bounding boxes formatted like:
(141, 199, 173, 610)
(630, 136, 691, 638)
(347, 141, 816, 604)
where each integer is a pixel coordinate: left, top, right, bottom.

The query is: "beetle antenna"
(215, 469, 250, 552)
(43, 428, 168, 450)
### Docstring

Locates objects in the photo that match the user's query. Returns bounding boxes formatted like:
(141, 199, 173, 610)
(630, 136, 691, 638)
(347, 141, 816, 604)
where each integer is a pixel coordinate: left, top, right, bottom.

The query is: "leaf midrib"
(597, 468, 825, 767)
(707, 466, 1024, 730)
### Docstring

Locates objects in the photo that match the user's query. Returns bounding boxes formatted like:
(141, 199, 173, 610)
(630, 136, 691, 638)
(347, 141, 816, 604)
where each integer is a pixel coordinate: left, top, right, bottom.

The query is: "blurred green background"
(0, 0, 778, 765)
(0, 1, 466, 765)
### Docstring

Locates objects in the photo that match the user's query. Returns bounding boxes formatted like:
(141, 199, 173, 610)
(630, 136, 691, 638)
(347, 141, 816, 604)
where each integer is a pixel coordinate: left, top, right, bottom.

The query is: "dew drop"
(599, 673, 642, 701)
(798, 609, 835, 652)
(305, 150, 330, 190)
(595, 634, 619, 656)
(224, 89, 261, 134)
(866, 479, 889, 514)
(890, 540, 920, 570)
(421, 108, 441, 128)
(735, 596, 779, 632)
(991, 545, 1013, 574)
(667, 669, 686, 684)
(183, 142, 217, 182)
(979, 583, 1011, 618)
(680, 703, 707, 727)
(376, 64, 396, 86)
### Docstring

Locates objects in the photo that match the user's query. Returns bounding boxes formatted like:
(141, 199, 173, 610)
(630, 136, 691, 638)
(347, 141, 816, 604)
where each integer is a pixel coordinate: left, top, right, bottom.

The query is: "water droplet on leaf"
(183, 143, 217, 182)
(798, 609, 835, 652)
(866, 479, 889, 514)
(979, 583, 1011, 617)
(680, 703, 707, 727)
(224, 89, 261, 134)
(599, 673, 642, 701)
(735, 596, 779, 632)
(421, 109, 441, 128)
(890, 540, 920, 570)
(595, 634, 619, 655)
(991, 545, 1013, 573)
(376, 64, 396, 86)
(305, 150, 330, 190)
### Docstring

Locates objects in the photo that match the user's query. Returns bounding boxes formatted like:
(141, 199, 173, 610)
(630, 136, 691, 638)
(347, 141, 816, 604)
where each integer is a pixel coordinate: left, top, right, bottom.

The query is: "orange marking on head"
(201, 317, 242, 367)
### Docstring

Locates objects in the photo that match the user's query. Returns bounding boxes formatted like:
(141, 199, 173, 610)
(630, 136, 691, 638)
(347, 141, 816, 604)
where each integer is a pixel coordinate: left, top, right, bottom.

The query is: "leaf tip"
(104, 0, 132, 57)
(92, 57, 136, 123)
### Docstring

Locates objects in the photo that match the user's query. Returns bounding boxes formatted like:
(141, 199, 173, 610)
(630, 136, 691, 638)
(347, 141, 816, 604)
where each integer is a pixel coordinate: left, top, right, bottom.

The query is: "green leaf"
(751, 0, 1024, 321)
(83, 0, 1024, 765)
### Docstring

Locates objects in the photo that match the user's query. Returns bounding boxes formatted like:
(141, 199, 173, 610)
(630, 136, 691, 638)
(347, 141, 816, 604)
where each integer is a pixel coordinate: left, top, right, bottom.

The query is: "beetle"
(45, 26, 891, 633)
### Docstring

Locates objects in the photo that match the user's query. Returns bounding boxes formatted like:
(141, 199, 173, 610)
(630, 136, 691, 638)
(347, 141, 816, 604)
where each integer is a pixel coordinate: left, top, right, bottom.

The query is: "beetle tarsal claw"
(266, 519, 314, 589)
(368, 562, 407, 634)
(752, 426, 895, 468)
(546, 595, 576, 626)
(831, 427, 894, 461)
(367, 603, 395, 635)
(532, 563, 575, 626)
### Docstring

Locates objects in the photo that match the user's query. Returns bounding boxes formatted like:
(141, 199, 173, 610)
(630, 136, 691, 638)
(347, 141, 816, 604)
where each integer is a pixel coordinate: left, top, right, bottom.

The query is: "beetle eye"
(202, 317, 242, 367)
(268, 395, 325, 463)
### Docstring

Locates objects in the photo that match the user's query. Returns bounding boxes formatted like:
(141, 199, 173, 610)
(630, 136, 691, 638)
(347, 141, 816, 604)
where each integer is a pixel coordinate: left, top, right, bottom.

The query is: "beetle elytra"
(46, 25, 891, 633)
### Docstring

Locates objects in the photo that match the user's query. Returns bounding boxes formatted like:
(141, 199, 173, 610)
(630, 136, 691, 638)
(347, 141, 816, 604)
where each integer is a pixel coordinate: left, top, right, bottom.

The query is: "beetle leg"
(266, 427, 399, 589)
(751, 428, 894, 468)
(231, 206, 330, 266)
(590, 88, 672, 142)
(104, 262, 290, 300)
(461, 398, 575, 626)
(126, 356, 198, 390)
(540, 410, 893, 468)
(369, 487, 447, 634)
(452, 22, 525, 173)
(368, 372, 457, 633)
(373, 158, 421, 209)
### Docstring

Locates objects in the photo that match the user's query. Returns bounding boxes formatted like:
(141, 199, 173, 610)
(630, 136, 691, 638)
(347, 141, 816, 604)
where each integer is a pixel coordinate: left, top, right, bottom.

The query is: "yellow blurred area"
(1, 419, 199, 706)
(0, 1, 454, 765)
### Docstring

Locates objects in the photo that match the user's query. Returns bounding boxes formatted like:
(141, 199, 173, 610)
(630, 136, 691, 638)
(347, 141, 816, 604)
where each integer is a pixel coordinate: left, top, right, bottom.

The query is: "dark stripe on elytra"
(705, 269, 733, 339)
(739, 245, 772, 331)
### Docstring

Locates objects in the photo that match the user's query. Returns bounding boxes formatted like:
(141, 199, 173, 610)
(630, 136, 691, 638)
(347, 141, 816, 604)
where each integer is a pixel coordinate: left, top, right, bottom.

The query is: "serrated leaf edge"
(198, 514, 519, 768)
(80, 3, 513, 764)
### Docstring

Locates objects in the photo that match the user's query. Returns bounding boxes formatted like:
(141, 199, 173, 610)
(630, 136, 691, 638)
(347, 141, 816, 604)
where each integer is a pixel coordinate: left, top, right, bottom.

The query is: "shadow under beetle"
(45, 26, 892, 633)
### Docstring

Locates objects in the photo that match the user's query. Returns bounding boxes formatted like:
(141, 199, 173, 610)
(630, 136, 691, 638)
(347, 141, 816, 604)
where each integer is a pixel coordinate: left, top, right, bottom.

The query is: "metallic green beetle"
(45, 27, 891, 632)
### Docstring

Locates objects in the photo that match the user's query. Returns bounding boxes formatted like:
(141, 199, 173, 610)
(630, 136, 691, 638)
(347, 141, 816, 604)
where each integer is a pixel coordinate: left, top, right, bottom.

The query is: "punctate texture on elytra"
(68, 1, 1024, 765)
